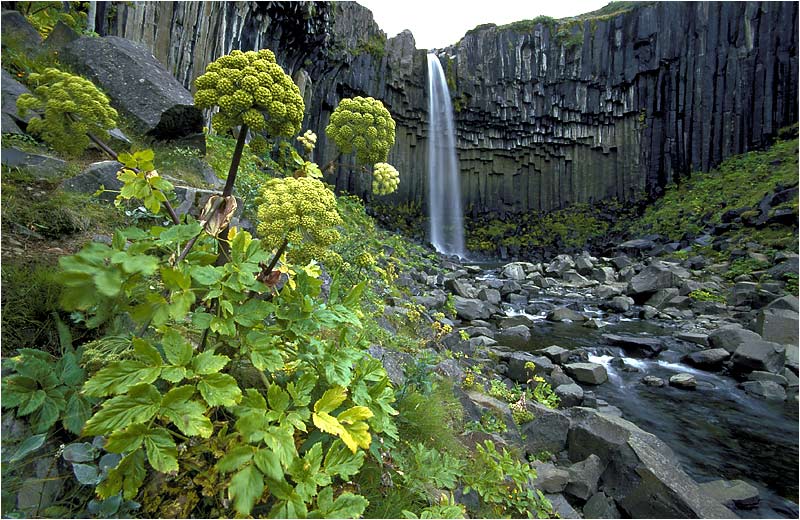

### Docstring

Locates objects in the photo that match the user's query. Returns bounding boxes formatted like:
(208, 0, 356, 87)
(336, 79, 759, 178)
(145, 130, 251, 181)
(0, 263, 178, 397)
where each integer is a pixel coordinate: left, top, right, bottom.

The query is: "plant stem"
(215, 125, 249, 265)
(265, 238, 289, 274)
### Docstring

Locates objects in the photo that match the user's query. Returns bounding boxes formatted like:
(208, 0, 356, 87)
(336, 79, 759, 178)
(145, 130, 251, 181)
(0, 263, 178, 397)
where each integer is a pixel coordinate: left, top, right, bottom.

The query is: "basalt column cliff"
(107, 1, 798, 216)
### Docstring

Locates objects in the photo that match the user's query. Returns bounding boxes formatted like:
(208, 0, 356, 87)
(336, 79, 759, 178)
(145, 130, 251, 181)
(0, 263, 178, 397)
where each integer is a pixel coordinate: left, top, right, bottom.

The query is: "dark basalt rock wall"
(107, 1, 798, 217)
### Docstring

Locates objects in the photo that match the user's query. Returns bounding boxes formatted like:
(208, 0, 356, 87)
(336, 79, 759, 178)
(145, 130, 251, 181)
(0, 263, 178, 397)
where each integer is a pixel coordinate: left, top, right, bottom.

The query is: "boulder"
(565, 453, 604, 500)
(602, 334, 665, 358)
(61, 36, 203, 143)
(675, 332, 709, 347)
(412, 291, 447, 310)
(756, 307, 798, 346)
(501, 352, 553, 382)
(445, 278, 476, 298)
(668, 373, 697, 389)
(551, 366, 577, 387)
(564, 363, 608, 385)
(592, 266, 617, 284)
(520, 402, 570, 455)
(367, 345, 411, 386)
(496, 324, 531, 346)
(611, 255, 633, 270)
(641, 375, 666, 387)
(537, 345, 570, 364)
(500, 280, 522, 296)
(595, 284, 625, 298)
(544, 493, 581, 518)
(532, 462, 570, 493)
(459, 390, 522, 446)
(682, 348, 730, 370)
(731, 282, 759, 307)
(546, 254, 576, 276)
(562, 270, 592, 286)
(708, 325, 762, 353)
(606, 296, 633, 313)
(453, 296, 492, 321)
(2, 147, 69, 180)
(575, 254, 594, 274)
(498, 314, 538, 328)
(42, 21, 80, 52)
(698, 479, 760, 510)
(507, 293, 528, 306)
(746, 371, 788, 386)
(555, 383, 584, 408)
(645, 288, 680, 309)
(731, 340, 786, 374)
(583, 491, 621, 518)
(477, 287, 501, 305)
(547, 307, 588, 322)
(768, 257, 799, 280)
(1, 69, 31, 134)
(501, 263, 526, 281)
(628, 263, 679, 296)
(617, 239, 655, 256)
(741, 380, 787, 401)
(568, 408, 735, 518)
(2, 10, 42, 55)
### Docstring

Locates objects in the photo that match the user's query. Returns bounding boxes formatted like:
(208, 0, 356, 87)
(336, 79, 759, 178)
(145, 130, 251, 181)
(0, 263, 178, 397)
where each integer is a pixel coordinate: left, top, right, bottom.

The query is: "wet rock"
(592, 266, 617, 284)
(544, 493, 581, 519)
(708, 325, 762, 353)
(595, 284, 625, 298)
(583, 491, 621, 518)
(477, 287, 501, 305)
(521, 402, 570, 455)
(507, 293, 529, 306)
(628, 263, 680, 296)
(640, 305, 659, 319)
(496, 324, 531, 345)
(606, 296, 633, 313)
(682, 348, 730, 370)
(548, 307, 588, 322)
(501, 263, 526, 281)
(756, 307, 798, 346)
(584, 318, 607, 329)
(453, 296, 493, 321)
(2, 147, 69, 180)
(699, 479, 760, 509)
(641, 375, 666, 387)
(445, 278, 476, 298)
(537, 345, 570, 364)
(555, 383, 584, 408)
(747, 371, 788, 386)
(784, 368, 799, 387)
(532, 462, 570, 493)
(675, 331, 709, 347)
(669, 373, 697, 389)
(564, 363, 608, 385)
(741, 380, 787, 401)
(567, 408, 734, 518)
(565, 454, 604, 501)
(500, 280, 522, 295)
(499, 314, 538, 328)
(731, 340, 786, 375)
(602, 334, 665, 358)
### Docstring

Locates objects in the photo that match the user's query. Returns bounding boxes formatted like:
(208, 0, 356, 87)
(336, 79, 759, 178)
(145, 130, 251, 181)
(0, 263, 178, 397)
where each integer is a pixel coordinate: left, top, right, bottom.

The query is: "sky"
(356, 0, 611, 50)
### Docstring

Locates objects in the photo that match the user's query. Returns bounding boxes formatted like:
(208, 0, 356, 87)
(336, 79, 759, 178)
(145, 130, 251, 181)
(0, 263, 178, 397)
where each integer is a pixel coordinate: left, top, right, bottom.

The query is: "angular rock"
(645, 288, 680, 309)
(611, 256, 633, 270)
(532, 462, 570, 493)
(501, 262, 526, 281)
(741, 380, 787, 401)
(699, 479, 760, 509)
(500, 280, 522, 295)
(520, 401, 570, 455)
(547, 307, 588, 322)
(551, 366, 577, 387)
(583, 491, 621, 518)
(731, 340, 786, 374)
(617, 239, 655, 255)
(682, 348, 730, 370)
(501, 352, 553, 382)
(42, 21, 80, 52)
(568, 408, 735, 518)
(708, 325, 762, 353)
(477, 287, 501, 305)
(445, 278, 475, 298)
(592, 266, 617, 284)
(546, 255, 576, 276)
(555, 383, 584, 408)
(669, 373, 697, 389)
(544, 493, 581, 519)
(367, 345, 410, 386)
(2, 10, 42, 55)
(606, 296, 633, 313)
(496, 324, 531, 345)
(564, 363, 608, 385)
(565, 454, 605, 500)
(731, 282, 759, 307)
(1, 69, 31, 134)
(453, 296, 492, 321)
(575, 254, 594, 274)
(537, 345, 571, 364)
(434, 358, 465, 383)
(459, 390, 522, 446)
(602, 333, 665, 358)
(756, 307, 798, 346)
(747, 371, 788, 386)
(675, 332, 709, 347)
(2, 147, 69, 180)
(595, 283, 625, 298)
(628, 263, 679, 296)
(61, 36, 203, 142)
(562, 270, 592, 286)
(499, 314, 538, 328)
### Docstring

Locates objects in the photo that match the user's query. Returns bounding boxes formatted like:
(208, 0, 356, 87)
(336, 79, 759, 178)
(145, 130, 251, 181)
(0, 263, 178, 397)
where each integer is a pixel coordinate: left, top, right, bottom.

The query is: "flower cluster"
(354, 251, 375, 269)
(325, 96, 396, 164)
(256, 177, 343, 265)
(371, 162, 400, 195)
(16, 68, 118, 156)
(194, 49, 304, 138)
(297, 129, 317, 153)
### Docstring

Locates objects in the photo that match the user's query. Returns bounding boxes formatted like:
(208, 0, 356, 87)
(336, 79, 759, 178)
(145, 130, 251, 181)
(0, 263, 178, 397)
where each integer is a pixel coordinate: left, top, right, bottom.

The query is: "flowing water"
(426, 54, 465, 257)
(479, 270, 799, 518)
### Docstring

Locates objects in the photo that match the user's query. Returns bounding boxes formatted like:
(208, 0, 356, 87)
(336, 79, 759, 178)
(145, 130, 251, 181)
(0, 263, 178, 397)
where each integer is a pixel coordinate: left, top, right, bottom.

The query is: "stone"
(477, 287, 501, 305)
(668, 373, 697, 389)
(546, 255, 576, 276)
(628, 263, 679, 296)
(575, 254, 594, 274)
(555, 383, 584, 407)
(551, 366, 576, 387)
(747, 371, 788, 386)
(611, 256, 632, 270)
(453, 296, 492, 321)
(61, 36, 203, 143)
(584, 491, 621, 518)
(641, 375, 666, 387)
(496, 324, 531, 345)
(617, 239, 655, 255)
(606, 296, 633, 313)
(507, 293, 528, 306)
(1, 69, 31, 134)
(601, 334, 665, 358)
(499, 314, 538, 328)
(568, 408, 735, 518)
(768, 257, 799, 280)
(445, 278, 476, 298)
(699, 479, 760, 509)
(532, 462, 570, 493)
(731, 282, 759, 306)
(562, 270, 592, 286)
(756, 307, 798, 346)
(459, 390, 522, 446)
(501, 352, 553, 382)
(675, 332, 709, 346)
(367, 345, 411, 386)
(682, 348, 730, 370)
(501, 262, 526, 280)
(584, 318, 607, 329)
(644, 288, 680, 309)
(469, 336, 497, 349)
(2, 10, 43, 55)
(564, 363, 608, 385)
(537, 345, 570, 364)
(500, 280, 522, 295)
(434, 359, 465, 383)
(547, 307, 587, 322)
(544, 493, 581, 519)
(784, 368, 799, 387)
(640, 305, 659, 319)
(595, 284, 625, 298)
(412, 291, 447, 310)
(741, 380, 787, 401)
(1, 147, 69, 180)
(708, 325, 762, 353)
(42, 21, 80, 52)
(565, 454, 604, 500)
(520, 402, 570, 455)
(731, 340, 786, 374)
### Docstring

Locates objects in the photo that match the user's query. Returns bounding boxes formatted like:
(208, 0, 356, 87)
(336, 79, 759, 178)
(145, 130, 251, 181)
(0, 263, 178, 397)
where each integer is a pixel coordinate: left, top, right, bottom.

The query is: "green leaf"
(144, 427, 179, 473)
(97, 449, 146, 500)
(310, 487, 368, 519)
(104, 423, 148, 453)
(111, 251, 159, 275)
(323, 440, 365, 480)
(59, 350, 84, 388)
(192, 350, 229, 375)
(161, 387, 213, 438)
(263, 425, 298, 467)
(117, 152, 136, 169)
(17, 389, 46, 416)
(246, 331, 284, 371)
(160, 366, 187, 383)
(9, 433, 47, 462)
(62, 442, 97, 463)
(63, 393, 92, 435)
(161, 267, 191, 291)
(93, 268, 123, 297)
(32, 395, 64, 433)
(157, 222, 202, 246)
(72, 463, 101, 485)
(161, 329, 193, 366)
(135, 149, 155, 162)
(189, 264, 223, 286)
(286, 373, 317, 408)
(337, 406, 373, 424)
(216, 445, 254, 473)
(83, 384, 161, 436)
(192, 311, 213, 329)
(233, 300, 273, 327)
(228, 464, 264, 515)
(133, 338, 163, 366)
(169, 290, 195, 321)
(267, 384, 290, 414)
(314, 386, 347, 414)
(83, 360, 161, 397)
(254, 448, 284, 482)
(197, 373, 241, 407)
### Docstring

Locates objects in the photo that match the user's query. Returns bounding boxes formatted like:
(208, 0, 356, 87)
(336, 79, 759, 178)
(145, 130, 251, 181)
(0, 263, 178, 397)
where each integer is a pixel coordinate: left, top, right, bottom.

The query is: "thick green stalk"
(216, 125, 249, 265)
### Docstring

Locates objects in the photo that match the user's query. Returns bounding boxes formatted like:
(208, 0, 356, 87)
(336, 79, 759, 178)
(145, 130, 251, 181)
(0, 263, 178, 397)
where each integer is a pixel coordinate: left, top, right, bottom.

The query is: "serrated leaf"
(97, 449, 146, 500)
(59, 350, 84, 388)
(313, 386, 347, 414)
(161, 329, 193, 366)
(267, 385, 290, 414)
(62, 442, 97, 463)
(63, 393, 92, 435)
(189, 264, 223, 286)
(192, 311, 213, 329)
(161, 267, 191, 291)
(197, 373, 241, 407)
(263, 425, 298, 467)
(83, 384, 161, 436)
(233, 299, 273, 327)
(157, 222, 202, 246)
(323, 440, 365, 480)
(144, 427, 178, 473)
(93, 268, 123, 297)
(312, 411, 344, 437)
(72, 463, 101, 485)
(192, 350, 229, 375)
(9, 433, 47, 462)
(254, 448, 284, 482)
(310, 487, 368, 519)
(114, 252, 158, 275)
(118, 152, 136, 169)
(169, 290, 195, 321)
(17, 388, 46, 416)
(160, 366, 187, 383)
(337, 406, 373, 424)
(216, 446, 254, 473)
(286, 373, 317, 407)
(133, 338, 163, 366)
(247, 331, 283, 371)
(32, 395, 64, 433)
(104, 423, 148, 453)
(161, 391, 212, 438)
(228, 464, 264, 515)
(83, 360, 161, 397)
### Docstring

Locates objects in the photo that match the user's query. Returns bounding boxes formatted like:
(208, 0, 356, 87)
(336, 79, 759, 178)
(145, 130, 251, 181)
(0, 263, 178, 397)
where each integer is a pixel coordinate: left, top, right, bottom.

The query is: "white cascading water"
(426, 53, 465, 257)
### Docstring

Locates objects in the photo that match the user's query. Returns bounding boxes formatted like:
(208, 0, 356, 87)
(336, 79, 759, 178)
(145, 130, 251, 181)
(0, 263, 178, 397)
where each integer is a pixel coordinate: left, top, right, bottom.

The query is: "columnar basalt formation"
(108, 1, 798, 217)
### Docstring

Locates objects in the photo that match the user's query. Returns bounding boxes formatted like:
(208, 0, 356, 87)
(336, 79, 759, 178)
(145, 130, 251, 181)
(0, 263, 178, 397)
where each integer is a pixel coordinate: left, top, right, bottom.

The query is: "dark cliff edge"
(108, 1, 798, 219)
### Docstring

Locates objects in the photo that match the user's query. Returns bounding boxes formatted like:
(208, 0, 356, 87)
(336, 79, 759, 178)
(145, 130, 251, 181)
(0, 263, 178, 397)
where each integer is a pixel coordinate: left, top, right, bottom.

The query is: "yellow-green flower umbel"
(194, 49, 304, 138)
(325, 96, 396, 164)
(371, 162, 400, 195)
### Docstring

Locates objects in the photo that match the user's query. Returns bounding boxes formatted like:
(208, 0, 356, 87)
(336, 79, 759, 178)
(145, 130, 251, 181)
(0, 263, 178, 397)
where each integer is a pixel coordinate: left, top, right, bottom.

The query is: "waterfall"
(426, 53, 465, 257)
